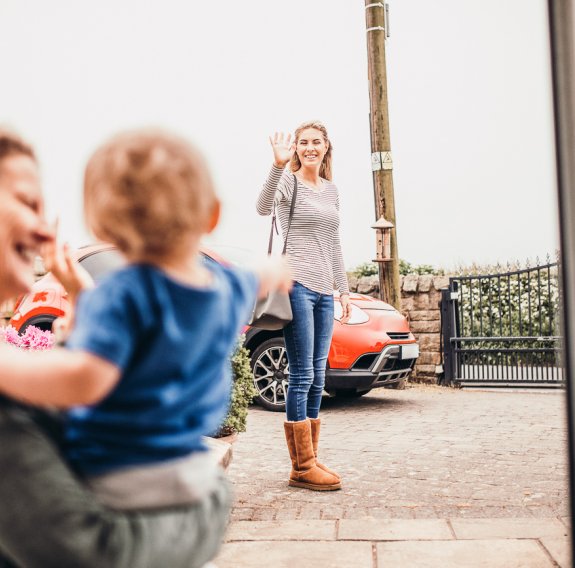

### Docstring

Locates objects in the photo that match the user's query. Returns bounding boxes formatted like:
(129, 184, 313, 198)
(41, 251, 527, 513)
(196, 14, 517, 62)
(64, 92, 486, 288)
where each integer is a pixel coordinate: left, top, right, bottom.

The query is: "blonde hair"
(84, 129, 217, 261)
(289, 120, 333, 181)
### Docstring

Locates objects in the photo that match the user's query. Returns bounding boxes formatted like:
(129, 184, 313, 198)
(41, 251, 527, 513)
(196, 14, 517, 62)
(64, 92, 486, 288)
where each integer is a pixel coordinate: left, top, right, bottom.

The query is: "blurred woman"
(0, 128, 229, 568)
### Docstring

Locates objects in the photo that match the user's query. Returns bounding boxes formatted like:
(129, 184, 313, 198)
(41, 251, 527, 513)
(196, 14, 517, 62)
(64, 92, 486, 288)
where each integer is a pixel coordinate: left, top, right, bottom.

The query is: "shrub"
(350, 260, 444, 277)
(399, 260, 445, 276)
(351, 261, 379, 277)
(216, 334, 257, 437)
(452, 262, 560, 365)
(456, 266, 560, 339)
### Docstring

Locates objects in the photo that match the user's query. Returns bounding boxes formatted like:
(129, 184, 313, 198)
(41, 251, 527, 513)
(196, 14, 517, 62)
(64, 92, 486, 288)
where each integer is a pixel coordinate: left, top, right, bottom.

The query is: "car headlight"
(333, 303, 369, 325)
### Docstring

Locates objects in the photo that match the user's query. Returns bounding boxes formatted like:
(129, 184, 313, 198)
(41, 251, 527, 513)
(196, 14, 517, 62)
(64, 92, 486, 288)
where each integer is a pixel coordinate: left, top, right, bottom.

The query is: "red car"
(10, 244, 419, 412)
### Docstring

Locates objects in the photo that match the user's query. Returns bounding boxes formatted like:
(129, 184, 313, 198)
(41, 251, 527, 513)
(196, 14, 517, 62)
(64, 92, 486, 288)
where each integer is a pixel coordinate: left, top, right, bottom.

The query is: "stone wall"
(347, 273, 450, 384)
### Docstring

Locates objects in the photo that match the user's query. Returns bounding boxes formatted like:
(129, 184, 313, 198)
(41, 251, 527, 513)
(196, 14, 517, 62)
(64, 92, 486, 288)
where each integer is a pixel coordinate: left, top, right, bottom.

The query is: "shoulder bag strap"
(267, 174, 298, 255)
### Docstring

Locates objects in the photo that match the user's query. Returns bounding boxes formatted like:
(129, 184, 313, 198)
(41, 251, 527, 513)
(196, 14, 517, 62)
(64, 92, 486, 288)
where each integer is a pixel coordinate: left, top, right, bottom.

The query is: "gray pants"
(0, 401, 231, 568)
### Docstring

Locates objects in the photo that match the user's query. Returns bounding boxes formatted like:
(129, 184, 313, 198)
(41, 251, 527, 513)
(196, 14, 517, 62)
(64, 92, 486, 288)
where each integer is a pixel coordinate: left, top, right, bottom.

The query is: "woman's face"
(296, 128, 328, 169)
(0, 154, 49, 301)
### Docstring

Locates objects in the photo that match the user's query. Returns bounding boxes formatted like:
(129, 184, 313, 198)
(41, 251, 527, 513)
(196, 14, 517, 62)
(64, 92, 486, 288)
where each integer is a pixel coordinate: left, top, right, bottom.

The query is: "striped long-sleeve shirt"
(256, 165, 350, 296)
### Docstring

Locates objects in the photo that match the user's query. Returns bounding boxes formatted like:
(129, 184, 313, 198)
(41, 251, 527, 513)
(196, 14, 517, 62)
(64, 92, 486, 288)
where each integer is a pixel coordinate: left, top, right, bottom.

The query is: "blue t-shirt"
(64, 261, 258, 476)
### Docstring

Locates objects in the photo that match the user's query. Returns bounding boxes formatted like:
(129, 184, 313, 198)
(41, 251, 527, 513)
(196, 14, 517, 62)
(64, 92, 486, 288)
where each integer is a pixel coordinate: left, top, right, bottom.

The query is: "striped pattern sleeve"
(333, 235, 350, 295)
(256, 165, 293, 216)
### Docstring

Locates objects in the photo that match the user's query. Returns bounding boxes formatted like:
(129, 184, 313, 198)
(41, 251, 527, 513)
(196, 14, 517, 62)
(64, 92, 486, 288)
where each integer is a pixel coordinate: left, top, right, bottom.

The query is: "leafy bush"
(216, 334, 257, 437)
(350, 260, 444, 277)
(454, 263, 560, 365)
(400, 260, 445, 276)
(351, 261, 379, 277)
(457, 266, 560, 338)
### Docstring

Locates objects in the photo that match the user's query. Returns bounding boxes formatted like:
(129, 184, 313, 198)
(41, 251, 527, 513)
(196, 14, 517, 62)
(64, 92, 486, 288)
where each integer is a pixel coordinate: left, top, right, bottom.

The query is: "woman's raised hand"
(269, 132, 295, 169)
(42, 220, 94, 300)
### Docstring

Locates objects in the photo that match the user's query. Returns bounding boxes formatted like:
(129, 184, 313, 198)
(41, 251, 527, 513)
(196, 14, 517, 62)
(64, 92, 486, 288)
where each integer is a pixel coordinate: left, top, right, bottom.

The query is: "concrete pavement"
(215, 385, 571, 566)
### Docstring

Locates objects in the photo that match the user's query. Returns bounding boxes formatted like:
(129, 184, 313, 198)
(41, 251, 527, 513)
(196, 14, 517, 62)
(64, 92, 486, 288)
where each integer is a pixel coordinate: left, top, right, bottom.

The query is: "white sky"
(0, 0, 558, 271)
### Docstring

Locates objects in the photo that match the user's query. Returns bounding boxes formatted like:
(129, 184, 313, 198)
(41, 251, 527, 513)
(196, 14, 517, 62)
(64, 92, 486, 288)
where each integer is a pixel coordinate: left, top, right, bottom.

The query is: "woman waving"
(257, 121, 350, 491)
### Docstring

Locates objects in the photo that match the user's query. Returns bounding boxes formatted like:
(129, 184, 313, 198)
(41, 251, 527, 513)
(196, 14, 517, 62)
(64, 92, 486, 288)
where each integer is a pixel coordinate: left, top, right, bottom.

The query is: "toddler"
(0, 129, 291, 510)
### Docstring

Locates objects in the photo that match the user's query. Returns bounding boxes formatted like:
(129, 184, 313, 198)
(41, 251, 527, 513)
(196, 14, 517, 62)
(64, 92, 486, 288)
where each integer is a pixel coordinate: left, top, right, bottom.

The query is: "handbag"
(249, 175, 298, 330)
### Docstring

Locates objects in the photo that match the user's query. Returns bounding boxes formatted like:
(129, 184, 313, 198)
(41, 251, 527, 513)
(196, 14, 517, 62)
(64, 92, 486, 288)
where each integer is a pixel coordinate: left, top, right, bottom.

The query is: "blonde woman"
(257, 121, 351, 491)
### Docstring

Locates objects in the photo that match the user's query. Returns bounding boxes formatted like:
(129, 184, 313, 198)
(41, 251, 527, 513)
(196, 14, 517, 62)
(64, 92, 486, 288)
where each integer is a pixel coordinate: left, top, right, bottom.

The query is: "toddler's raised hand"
(255, 255, 293, 299)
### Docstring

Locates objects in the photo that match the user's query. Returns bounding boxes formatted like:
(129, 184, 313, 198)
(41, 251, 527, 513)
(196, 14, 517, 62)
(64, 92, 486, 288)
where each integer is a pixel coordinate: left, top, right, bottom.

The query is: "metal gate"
(441, 261, 564, 386)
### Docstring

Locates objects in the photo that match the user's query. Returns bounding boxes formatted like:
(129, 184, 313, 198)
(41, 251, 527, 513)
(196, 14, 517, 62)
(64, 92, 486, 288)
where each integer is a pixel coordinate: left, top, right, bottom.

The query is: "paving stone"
(230, 507, 255, 521)
(319, 506, 346, 520)
(273, 508, 300, 521)
(204, 436, 233, 469)
(339, 518, 452, 541)
(215, 541, 373, 568)
(451, 517, 567, 540)
(250, 508, 277, 521)
(295, 504, 323, 519)
(225, 520, 336, 542)
(539, 536, 572, 568)
(376, 539, 554, 567)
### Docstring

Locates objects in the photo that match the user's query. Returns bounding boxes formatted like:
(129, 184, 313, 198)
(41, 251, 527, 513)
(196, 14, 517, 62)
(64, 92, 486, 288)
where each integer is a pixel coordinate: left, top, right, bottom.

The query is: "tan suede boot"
(284, 420, 341, 491)
(309, 417, 341, 481)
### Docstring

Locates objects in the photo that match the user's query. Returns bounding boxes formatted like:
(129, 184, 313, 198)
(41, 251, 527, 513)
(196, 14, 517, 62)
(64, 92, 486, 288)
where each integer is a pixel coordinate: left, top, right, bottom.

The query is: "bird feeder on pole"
(372, 216, 394, 262)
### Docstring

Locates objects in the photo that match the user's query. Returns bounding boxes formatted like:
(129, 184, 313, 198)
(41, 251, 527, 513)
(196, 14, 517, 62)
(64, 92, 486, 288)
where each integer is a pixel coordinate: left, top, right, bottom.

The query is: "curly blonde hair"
(84, 129, 217, 261)
(289, 120, 333, 181)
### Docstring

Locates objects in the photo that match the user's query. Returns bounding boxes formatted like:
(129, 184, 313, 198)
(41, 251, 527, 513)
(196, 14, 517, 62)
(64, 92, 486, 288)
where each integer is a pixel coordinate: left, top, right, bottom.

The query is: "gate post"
(441, 280, 459, 386)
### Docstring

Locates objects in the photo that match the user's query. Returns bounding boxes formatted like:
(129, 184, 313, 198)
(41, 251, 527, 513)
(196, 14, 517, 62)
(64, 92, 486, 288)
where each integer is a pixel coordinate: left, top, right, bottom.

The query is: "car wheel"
(19, 316, 56, 335)
(330, 389, 372, 398)
(250, 337, 289, 412)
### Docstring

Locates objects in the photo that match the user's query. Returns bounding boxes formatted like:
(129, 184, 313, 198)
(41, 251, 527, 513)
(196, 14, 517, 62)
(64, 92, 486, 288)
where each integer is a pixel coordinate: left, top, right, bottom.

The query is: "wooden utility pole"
(365, 1, 401, 309)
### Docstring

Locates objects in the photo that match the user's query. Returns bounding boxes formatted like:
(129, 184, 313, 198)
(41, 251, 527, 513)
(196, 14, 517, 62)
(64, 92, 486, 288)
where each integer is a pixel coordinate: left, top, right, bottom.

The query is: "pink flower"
(0, 325, 55, 350)
(0, 325, 23, 347)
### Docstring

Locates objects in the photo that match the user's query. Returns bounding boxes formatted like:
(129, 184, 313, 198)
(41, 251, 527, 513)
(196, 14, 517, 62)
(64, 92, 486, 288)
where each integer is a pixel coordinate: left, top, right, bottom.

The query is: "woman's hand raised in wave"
(41, 223, 95, 343)
(269, 132, 295, 169)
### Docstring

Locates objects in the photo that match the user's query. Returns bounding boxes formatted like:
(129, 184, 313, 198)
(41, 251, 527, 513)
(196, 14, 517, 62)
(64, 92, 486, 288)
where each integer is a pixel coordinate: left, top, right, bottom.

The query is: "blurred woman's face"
(0, 155, 48, 301)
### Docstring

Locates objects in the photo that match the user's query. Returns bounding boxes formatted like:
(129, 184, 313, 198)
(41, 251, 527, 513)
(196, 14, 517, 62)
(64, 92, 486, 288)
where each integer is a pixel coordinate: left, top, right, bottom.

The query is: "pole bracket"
(365, 2, 390, 38)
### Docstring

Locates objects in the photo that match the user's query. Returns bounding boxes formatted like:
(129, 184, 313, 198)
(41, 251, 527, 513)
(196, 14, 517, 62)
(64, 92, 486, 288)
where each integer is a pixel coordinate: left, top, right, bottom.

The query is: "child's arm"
(0, 344, 120, 408)
(253, 255, 293, 299)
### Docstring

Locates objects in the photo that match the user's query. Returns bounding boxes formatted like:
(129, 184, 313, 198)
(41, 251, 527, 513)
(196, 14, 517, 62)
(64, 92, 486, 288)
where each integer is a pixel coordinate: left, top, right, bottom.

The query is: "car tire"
(330, 389, 372, 398)
(19, 316, 56, 335)
(250, 337, 289, 412)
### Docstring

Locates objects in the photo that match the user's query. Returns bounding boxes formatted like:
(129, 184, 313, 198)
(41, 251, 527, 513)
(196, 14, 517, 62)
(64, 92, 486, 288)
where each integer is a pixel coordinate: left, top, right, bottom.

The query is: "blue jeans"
(283, 282, 334, 422)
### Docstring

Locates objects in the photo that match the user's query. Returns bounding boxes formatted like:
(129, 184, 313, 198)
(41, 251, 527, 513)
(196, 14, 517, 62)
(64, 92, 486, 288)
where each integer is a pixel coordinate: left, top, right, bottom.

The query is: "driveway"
(227, 385, 569, 521)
